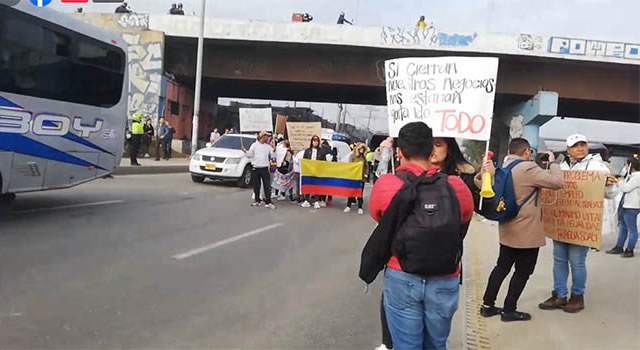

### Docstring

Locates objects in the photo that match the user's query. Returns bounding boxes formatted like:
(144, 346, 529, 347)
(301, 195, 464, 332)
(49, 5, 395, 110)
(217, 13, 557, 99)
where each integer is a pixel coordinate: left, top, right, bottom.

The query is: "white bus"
(0, 2, 128, 200)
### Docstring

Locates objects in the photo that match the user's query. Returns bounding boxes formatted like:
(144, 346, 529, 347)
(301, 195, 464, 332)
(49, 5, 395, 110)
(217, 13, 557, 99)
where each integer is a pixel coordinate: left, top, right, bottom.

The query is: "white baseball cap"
(566, 134, 588, 147)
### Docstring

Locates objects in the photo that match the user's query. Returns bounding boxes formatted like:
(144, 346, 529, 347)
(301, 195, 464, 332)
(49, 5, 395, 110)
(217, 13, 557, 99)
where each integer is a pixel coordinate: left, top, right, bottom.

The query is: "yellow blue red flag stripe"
(301, 159, 363, 197)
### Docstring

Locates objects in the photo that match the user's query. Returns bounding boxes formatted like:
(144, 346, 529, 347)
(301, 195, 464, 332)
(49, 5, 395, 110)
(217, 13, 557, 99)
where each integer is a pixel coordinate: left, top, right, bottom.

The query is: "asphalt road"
(0, 174, 425, 349)
(5, 174, 635, 349)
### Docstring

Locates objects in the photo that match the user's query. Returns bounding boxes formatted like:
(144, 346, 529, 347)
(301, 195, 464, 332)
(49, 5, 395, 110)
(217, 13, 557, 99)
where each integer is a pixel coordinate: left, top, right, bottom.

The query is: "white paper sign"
(239, 108, 273, 132)
(385, 57, 499, 140)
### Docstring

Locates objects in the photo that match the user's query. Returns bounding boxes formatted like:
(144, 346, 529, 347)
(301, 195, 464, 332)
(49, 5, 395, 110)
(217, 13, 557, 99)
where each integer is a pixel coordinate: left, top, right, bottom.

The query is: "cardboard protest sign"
(286, 122, 322, 151)
(239, 108, 273, 132)
(541, 170, 607, 249)
(385, 57, 499, 140)
(275, 114, 288, 135)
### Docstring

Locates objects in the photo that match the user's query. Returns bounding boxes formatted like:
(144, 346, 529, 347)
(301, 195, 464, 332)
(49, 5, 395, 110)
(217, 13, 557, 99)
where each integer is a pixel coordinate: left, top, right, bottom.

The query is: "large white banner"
(239, 108, 273, 132)
(385, 57, 499, 140)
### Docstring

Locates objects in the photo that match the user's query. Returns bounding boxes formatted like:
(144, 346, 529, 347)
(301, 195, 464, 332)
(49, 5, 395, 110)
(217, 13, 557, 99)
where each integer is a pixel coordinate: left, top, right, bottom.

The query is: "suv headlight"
(226, 157, 242, 164)
(192, 154, 202, 161)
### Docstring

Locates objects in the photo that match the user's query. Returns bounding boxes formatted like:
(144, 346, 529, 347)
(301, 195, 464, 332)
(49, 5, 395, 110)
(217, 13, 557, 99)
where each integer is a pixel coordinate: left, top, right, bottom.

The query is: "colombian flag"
(301, 159, 363, 197)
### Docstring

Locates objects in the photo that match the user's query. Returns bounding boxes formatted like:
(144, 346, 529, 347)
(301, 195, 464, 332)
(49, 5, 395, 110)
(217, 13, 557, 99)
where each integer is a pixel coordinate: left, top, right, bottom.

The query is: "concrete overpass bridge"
(79, 13, 639, 154)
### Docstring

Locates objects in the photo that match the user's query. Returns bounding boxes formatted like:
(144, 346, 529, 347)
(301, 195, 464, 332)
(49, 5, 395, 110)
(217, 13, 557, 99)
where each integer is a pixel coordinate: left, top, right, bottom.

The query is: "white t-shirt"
(246, 142, 274, 168)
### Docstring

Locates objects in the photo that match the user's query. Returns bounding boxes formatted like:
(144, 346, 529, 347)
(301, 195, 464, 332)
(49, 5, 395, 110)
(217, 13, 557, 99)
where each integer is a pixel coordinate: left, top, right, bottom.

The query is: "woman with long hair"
(344, 143, 369, 215)
(431, 137, 480, 208)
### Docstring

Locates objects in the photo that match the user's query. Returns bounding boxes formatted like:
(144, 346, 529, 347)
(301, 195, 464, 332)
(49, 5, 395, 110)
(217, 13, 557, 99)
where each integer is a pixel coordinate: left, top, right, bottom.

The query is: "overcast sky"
(48, 0, 640, 137)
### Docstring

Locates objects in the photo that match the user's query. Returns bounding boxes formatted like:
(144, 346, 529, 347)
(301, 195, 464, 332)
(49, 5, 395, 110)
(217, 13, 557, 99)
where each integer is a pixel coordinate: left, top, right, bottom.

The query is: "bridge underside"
(165, 37, 640, 123)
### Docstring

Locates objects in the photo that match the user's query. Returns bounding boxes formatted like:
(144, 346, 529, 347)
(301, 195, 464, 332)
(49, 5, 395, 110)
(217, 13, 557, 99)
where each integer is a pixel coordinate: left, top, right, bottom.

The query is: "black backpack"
(391, 171, 463, 276)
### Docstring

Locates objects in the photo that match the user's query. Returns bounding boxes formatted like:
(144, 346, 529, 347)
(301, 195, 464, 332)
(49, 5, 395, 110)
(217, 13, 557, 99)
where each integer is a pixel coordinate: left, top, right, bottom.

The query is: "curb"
(113, 165, 189, 175)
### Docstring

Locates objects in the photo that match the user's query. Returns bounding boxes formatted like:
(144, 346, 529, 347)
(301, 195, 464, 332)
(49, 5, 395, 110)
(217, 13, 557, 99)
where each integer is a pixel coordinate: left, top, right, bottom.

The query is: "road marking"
(15, 200, 125, 214)
(172, 222, 284, 260)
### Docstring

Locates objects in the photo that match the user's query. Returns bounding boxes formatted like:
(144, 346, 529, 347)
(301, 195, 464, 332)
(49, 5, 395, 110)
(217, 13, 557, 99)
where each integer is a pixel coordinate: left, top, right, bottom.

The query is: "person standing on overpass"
(337, 12, 352, 25)
(115, 2, 131, 14)
(417, 16, 427, 28)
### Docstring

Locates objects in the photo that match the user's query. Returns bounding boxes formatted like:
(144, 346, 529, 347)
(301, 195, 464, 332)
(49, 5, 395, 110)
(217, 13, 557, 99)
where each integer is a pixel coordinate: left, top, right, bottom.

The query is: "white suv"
(189, 134, 256, 187)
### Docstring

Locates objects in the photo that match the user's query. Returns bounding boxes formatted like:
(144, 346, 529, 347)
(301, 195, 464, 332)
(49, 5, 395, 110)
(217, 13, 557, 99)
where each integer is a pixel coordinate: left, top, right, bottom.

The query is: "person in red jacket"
(363, 122, 473, 350)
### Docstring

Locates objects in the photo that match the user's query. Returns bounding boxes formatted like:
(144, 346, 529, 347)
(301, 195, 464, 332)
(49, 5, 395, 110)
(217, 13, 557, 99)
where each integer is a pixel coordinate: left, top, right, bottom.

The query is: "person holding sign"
(301, 135, 328, 209)
(475, 138, 563, 322)
(606, 158, 640, 258)
(343, 143, 369, 215)
(539, 134, 619, 313)
(245, 131, 277, 209)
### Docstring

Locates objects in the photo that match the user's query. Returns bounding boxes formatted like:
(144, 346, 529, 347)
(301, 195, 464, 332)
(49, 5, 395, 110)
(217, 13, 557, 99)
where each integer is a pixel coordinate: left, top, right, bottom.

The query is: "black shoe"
(501, 311, 532, 322)
(154, 159, 160, 161)
(606, 246, 624, 254)
(622, 249, 634, 258)
(480, 305, 502, 318)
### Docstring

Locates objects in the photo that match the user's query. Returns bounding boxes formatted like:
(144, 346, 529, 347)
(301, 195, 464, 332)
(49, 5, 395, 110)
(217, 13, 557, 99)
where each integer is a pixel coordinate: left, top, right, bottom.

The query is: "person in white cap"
(539, 134, 618, 313)
(245, 131, 277, 209)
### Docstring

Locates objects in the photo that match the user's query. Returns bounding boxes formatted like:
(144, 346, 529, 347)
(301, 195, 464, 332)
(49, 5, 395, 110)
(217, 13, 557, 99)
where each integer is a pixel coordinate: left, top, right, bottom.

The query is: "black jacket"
(303, 139, 328, 160)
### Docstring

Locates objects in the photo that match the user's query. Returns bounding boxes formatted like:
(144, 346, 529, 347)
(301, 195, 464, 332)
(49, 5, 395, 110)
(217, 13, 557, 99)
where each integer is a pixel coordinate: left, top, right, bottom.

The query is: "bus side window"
(0, 6, 124, 108)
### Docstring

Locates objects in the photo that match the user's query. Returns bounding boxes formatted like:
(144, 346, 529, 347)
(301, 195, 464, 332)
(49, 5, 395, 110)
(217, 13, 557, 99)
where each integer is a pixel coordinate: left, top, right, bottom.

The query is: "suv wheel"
(237, 166, 252, 188)
(191, 174, 205, 183)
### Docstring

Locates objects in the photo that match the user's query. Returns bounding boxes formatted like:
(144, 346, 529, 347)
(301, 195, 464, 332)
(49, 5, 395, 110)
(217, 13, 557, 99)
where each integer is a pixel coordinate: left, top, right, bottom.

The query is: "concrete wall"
(163, 79, 216, 141)
(150, 16, 640, 66)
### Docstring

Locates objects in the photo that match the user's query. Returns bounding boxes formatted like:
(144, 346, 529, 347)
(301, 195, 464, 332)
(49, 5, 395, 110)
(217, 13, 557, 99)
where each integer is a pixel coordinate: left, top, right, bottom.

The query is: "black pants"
(483, 244, 539, 313)
(252, 167, 272, 204)
(347, 182, 365, 209)
(142, 136, 151, 155)
(164, 140, 172, 159)
(155, 139, 165, 160)
(129, 135, 141, 165)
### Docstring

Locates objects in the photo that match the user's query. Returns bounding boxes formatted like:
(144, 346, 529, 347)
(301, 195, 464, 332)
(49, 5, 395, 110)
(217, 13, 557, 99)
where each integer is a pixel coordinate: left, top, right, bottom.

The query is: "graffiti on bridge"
(117, 13, 149, 29)
(547, 37, 640, 60)
(380, 26, 477, 48)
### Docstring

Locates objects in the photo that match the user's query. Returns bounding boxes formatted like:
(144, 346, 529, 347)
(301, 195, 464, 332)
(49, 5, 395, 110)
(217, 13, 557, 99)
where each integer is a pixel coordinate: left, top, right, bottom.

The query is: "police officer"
(130, 113, 144, 166)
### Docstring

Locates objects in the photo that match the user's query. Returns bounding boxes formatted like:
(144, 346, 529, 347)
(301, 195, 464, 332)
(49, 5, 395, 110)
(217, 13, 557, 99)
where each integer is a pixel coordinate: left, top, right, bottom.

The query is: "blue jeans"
(553, 241, 589, 298)
(383, 268, 459, 350)
(616, 208, 640, 250)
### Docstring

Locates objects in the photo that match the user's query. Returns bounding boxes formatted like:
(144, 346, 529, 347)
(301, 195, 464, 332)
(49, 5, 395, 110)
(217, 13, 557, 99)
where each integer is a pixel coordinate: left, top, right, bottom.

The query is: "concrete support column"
(493, 91, 559, 163)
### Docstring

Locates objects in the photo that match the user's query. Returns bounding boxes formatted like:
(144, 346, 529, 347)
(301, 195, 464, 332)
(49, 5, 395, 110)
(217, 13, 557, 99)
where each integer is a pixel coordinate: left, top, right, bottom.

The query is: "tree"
(463, 139, 486, 167)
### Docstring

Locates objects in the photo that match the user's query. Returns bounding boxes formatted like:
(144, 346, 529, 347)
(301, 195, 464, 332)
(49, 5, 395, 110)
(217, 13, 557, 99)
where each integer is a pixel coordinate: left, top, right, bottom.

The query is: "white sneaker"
(301, 201, 311, 208)
(264, 203, 277, 209)
(375, 345, 390, 350)
(251, 202, 261, 207)
(343, 207, 352, 213)
(319, 201, 327, 207)
(276, 195, 286, 201)
(358, 208, 364, 215)
(314, 201, 321, 209)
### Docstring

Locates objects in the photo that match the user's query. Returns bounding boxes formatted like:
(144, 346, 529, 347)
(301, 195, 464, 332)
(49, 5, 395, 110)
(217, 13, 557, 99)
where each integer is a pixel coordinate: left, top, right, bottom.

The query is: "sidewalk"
(114, 157, 189, 175)
(463, 217, 640, 350)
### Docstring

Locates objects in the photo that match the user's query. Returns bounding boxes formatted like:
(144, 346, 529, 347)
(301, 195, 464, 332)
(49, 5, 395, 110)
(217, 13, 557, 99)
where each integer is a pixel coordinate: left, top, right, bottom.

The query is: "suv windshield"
(211, 135, 255, 150)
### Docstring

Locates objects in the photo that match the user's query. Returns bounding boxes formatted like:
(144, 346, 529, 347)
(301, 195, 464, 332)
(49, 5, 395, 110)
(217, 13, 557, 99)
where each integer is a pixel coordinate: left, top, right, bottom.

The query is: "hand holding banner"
(239, 108, 273, 132)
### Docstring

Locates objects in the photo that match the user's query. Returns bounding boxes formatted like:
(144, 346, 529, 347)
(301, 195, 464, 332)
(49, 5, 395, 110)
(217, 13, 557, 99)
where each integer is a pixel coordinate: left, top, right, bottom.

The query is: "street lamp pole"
(191, 0, 206, 155)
